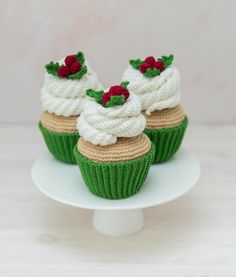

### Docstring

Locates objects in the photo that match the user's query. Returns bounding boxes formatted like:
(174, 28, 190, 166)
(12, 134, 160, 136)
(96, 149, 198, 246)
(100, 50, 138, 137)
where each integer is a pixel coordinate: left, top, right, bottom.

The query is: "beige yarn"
(77, 133, 151, 162)
(143, 105, 185, 130)
(40, 112, 78, 133)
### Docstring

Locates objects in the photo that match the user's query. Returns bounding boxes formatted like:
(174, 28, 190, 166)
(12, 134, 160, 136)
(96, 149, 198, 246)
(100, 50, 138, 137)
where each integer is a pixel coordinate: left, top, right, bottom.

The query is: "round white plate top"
(31, 148, 200, 210)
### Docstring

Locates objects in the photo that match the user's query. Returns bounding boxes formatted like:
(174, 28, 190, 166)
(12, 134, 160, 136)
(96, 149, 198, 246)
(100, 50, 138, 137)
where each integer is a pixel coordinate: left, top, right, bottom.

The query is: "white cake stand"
(31, 148, 200, 236)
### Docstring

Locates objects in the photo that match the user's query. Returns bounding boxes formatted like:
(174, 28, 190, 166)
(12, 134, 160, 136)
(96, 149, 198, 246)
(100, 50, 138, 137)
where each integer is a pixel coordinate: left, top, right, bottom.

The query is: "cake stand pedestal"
(31, 148, 200, 236)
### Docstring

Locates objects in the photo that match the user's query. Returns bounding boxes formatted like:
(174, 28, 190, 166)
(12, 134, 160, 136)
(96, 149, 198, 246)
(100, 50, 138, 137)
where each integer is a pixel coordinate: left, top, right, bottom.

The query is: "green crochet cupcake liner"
(144, 117, 188, 164)
(74, 143, 155, 200)
(39, 122, 80, 164)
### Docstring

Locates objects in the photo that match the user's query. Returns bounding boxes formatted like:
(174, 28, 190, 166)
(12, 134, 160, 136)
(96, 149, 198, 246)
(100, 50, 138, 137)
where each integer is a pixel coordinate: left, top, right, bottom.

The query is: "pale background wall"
(0, 0, 235, 123)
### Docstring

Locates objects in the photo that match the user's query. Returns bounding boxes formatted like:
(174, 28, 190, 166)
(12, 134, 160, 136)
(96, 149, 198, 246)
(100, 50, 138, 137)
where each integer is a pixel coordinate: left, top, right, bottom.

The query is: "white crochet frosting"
(122, 65, 181, 115)
(41, 60, 102, 117)
(77, 93, 146, 146)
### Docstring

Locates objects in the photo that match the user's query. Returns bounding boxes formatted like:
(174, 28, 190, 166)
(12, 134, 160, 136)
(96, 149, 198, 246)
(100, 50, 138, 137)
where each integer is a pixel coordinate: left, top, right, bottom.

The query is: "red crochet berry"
(58, 65, 71, 78)
(154, 60, 165, 72)
(144, 56, 156, 65)
(102, 92, 111, 105)
(109, 85, 129, 100)
(102, 85, 130, 105)
(65, 55, 77, 66)
(70, 62, 82, 74)
(139, 62, 150, 73)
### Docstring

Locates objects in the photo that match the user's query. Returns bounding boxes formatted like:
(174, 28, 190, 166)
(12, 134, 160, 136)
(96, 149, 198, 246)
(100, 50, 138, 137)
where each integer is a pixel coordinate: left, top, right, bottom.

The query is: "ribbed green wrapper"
(144, 117, 188, 164)
(74, 143, 155, 199)
(39, 122, 80, 164)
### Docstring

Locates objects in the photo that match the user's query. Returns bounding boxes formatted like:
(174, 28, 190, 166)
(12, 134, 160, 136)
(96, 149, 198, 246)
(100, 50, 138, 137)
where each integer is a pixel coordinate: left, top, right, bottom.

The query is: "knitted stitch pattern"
(143, 105, 185, 129)
(41, 112, 77, 133)
(122, 66, 181, 115)
(77, 94, 145, 146)
(144, 117, 188, 164)
(41, 60, 102, 117)
(77, 134, 151, 162)
(39, 122, 79, 164)
(74, 143, 155, 199)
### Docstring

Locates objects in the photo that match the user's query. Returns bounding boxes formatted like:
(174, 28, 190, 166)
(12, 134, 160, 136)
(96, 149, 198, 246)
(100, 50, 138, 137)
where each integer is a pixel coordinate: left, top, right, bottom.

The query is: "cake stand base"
(31, 148, 200, 236)
(93, 209, 143, 236)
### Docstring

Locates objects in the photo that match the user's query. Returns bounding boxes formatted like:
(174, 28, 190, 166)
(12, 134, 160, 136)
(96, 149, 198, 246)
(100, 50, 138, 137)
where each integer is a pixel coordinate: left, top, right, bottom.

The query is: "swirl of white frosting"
(122, 66, 181, 115)
(41, 60, 102, 117)
(77, 93, 146, 145)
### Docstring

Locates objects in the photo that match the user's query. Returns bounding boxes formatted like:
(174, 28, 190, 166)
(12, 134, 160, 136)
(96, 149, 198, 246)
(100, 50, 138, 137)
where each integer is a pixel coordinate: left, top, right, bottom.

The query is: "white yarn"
(122, 65, 181, 115)
(77, 93, 146, 146)
(41, 91, 85, 116)
(41, 60, 102, 117)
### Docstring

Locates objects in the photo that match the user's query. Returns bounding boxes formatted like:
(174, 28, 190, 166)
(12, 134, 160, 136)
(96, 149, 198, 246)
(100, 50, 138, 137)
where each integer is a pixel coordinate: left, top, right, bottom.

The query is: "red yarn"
(70, 62, 82, 74)
(58, 65, 71, 78)
(144, 56, 156, 66)
(139, 62, 149, 73)
(102, 93, 111, 105)
(65, 55, 77, 66)
(102, 85, 130, 105)
(139, 57, 165, 73)
(109, 86, 129, 99)
(154, 60, 165, 72)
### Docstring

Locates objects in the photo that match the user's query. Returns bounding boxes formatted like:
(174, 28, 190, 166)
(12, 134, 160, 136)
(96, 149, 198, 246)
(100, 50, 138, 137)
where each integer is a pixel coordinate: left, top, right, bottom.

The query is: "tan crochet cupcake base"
(77, 133, 151, 163)
(143, 105, 185, 130)
(40, 112, 78, 133)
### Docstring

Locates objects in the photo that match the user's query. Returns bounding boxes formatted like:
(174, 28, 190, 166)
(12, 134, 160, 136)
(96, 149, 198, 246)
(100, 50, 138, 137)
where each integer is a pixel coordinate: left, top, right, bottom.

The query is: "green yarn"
(76, 51, 85, 64)
(159, 54, 174, 68)
(86, 89, 104, 104)
(120, 81, 129, 88)
(74, 143, 155, 200)
(129, 54, 174, 78)
(105, 95, 125, 107)
(45, 61, 59, 77)
(39, 122, 80, 164)
(143, 67, 160, 78)
(86, 81, 130, 108)
(129, 59, 142, 69)
(144, 117, 188, 164)
(67, 65, 87, 80)
(45, 51, 87, 80)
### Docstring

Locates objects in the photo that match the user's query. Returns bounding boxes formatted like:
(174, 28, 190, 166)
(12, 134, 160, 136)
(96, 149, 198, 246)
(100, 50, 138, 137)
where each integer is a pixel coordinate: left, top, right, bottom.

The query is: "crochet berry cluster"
(130, 54, 174, 78)
(86, 81, 130, 108)
(139, 56, 164, 73)
(45, 52, 87, 80)
(58, 55, 82, 77)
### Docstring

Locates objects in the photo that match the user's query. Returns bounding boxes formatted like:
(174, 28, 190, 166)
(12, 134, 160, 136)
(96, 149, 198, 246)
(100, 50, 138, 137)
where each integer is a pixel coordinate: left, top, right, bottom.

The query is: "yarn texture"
(74, 83, 154, 199)
(143, 105, 185, 129)
(145, 117, 188, 163)
(41, 60, 102, 117)
(39, 122, 79, 164)
(77, 134, 151, 162)
(77, 93, 146, 145)
(40, 112, 77, 133)
(74, 142, 155, 199)
(122, 66, 181, 115)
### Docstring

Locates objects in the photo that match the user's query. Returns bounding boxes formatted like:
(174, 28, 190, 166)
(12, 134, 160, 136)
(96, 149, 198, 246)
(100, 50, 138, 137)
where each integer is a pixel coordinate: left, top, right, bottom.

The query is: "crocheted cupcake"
(74, 82, 155, 199)
(39, 52, 102, 164)
(122, 55, 188, 163)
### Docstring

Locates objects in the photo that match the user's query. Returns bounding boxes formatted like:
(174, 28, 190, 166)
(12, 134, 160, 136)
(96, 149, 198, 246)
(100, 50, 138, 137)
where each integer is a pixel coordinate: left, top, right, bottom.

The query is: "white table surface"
(0, 123, 236, 276)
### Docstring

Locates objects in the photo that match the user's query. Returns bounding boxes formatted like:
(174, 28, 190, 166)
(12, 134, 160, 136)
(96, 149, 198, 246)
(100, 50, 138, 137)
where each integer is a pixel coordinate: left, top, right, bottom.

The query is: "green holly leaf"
(68, 65, 87, 80)
(45, 61, 59, 76)
(120, 81, 129, 88)
(129, 59, 143, 69)
(105, 95, 125, 108)
(143, 67, 160, 78)
(76, 52, 85, 64)
(159, 54, 174, 68)
(86, 88, 104, 104)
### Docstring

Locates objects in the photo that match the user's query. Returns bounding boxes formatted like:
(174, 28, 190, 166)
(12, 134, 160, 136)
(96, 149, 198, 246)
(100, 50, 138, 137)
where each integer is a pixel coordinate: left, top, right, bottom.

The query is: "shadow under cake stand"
(31, 148, 200, 236)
